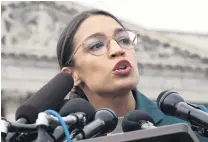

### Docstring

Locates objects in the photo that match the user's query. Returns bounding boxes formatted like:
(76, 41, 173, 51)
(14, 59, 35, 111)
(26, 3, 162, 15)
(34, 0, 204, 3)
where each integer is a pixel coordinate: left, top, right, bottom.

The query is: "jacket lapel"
(132, 89, 165, 125)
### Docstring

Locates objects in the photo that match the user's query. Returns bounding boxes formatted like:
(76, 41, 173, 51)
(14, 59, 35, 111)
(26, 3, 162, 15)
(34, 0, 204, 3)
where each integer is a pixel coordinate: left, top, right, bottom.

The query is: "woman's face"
(72, 15, 139, 96)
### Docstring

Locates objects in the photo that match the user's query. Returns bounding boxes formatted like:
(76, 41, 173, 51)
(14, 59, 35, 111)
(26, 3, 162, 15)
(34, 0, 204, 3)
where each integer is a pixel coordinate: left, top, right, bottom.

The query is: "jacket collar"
(132, 89, 165, 125)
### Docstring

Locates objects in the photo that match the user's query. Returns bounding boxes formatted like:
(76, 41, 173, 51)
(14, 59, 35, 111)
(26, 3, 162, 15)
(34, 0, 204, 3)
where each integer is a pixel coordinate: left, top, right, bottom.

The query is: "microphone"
(6, 72, 73, 141)
(122, 110, 156, 132)
(53, 98, 96, 142)
(73, 108, 118, 141)
(15, 72, 74, 123)
(157, 90, 208, 130)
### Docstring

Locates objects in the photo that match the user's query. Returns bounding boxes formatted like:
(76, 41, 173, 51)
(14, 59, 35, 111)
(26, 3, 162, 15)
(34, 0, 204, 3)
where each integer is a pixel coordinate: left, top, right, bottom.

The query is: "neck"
(85, 90, 136, 117)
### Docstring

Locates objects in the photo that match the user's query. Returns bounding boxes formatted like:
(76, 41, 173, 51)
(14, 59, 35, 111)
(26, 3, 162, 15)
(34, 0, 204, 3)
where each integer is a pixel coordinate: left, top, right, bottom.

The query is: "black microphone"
(122, 110, 156, 132)
(157, 90, 208, 129)
(53, 98, 96, 142)
(6, 72, 73, 141)
(15, 72, 74, 123)
(73, 108, 118, 141)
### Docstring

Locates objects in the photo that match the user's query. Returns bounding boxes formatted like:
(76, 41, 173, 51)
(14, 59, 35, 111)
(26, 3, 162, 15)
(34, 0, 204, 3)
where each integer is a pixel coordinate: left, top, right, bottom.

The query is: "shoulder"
(133, 89, 204, 125)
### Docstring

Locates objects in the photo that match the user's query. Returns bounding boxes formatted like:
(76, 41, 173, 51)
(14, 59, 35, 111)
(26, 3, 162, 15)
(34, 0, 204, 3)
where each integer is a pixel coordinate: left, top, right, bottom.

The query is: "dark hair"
(56, 9, 125, 100)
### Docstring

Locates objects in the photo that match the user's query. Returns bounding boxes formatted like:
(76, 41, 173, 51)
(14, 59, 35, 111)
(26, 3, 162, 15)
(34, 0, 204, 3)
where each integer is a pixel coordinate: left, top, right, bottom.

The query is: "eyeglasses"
(65, 30, 140, 66)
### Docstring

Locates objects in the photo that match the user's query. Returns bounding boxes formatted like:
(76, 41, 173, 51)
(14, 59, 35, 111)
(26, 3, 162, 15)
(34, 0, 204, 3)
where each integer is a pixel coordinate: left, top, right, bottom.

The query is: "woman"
(57, 10, 207, 141)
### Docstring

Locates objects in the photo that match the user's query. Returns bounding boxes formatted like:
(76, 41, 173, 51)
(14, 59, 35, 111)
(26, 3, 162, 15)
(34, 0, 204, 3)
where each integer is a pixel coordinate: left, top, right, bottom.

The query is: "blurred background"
(1, 0, 208, 121)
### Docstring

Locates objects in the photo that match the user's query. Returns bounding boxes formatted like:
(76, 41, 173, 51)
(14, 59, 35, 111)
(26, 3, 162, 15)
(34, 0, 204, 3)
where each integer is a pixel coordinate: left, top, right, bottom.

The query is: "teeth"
(118, 65, 127, 70)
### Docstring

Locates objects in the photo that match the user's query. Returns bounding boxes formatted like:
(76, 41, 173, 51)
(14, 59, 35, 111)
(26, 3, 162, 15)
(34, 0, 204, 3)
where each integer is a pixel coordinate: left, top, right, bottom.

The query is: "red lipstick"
(113, 60, 132, 76)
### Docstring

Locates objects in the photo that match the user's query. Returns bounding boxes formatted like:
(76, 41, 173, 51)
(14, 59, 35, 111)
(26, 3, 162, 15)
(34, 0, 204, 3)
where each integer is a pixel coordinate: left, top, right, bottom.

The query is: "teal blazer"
(133, 90, 208, 142)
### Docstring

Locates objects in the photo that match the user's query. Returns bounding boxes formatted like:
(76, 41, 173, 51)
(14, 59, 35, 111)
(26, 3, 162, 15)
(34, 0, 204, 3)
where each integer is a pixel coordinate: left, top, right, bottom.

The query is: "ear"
(61, 67, 82, 86)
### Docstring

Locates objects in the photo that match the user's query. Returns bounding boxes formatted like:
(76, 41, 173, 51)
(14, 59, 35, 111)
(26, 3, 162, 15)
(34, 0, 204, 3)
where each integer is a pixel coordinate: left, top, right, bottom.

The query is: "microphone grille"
(122, 110, 155, 132)
(59, 98, 96, 123)
(157, 90, 184, 115)
(157, 90, 170, 109)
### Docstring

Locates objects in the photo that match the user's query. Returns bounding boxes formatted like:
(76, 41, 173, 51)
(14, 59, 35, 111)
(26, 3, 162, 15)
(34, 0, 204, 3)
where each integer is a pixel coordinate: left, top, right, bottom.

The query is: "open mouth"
(113, 60, 132, 76)
(113, 60, 131, 71)
(116, 65, 127, 70)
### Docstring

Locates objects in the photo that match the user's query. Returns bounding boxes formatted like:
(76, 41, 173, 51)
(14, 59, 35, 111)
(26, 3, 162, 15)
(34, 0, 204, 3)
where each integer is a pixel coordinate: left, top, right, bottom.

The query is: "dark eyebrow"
(85, 28, 126, 40)
(86, 33, 105, 39)
(114, 28, 126, 35)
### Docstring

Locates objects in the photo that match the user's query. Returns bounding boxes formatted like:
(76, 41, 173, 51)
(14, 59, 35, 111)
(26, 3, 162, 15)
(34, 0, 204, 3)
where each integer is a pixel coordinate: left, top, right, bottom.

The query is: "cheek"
(128, 50, 139, 77)
(127, 50, 137, 66)
(76, 56, 108, 82)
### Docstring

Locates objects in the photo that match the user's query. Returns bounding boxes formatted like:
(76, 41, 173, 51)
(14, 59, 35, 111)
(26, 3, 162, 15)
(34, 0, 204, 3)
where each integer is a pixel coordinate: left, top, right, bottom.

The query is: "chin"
(114, 80, 137, 92)
(98, 82, 137, 97)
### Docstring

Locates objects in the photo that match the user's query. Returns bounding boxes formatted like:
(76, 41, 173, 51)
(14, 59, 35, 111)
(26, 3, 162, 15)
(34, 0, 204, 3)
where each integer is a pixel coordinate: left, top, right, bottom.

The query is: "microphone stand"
(1, 117, 9, 142)
(35, 112, 55, 142)
(1, 133, 6, 142)
(36, 125, 53, 142)
(6, 118, 27, 142)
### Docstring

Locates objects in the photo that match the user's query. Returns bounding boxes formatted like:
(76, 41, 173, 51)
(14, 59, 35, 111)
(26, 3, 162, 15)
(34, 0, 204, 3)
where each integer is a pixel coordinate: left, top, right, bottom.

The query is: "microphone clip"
(191, 124, 208, 138)
(71, 128, 86, 140)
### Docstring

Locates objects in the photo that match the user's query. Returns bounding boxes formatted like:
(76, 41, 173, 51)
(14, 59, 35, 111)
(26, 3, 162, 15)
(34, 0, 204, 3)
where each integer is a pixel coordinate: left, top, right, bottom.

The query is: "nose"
(108, 39, 125, 58)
